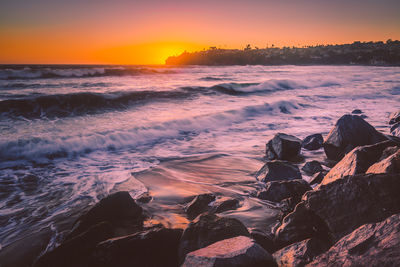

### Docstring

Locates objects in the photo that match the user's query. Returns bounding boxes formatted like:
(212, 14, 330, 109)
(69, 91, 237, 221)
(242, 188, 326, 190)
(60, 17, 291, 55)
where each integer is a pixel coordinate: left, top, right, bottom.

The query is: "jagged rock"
(309, 214, 400, 266)
(266, 133, 302, 160)
(351, 109, 363, 114)
(210, 197, 239, 214)
(323, 114, 387, 161)
(67, 191, 144, 239)
(320, 141, 396, 186)
(185, 193, 216, 219)
(91, 227, 183, 267)
(301, 161, 323, 175)
(178, 213, 250, 264)
(276, 173, 400, 247)
(250, 230, 277, 254)
(182, 236, 275, 267)
(256, 160, 302, 183)
(389, 110, 400, 124)
(257, 179, 311, 203)
(34, 222, 113, 267)
(366, 150, 400, 174)
(308, 171, 328, 186)
(302, 134, 323, 151)
(391, 122, 400, 137)
(273, 238, 330, 267)
(380, 146, 399, 160)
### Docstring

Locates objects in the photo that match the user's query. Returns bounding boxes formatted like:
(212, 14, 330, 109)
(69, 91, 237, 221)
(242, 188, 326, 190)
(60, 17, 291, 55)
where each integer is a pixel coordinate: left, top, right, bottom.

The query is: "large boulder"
(182, 236, 276, 267)
(266, 133, 302, 160)
(366, 149, 400, 174)
(389, 110, 400, 124)
(257, 179, 311, 203)
(323, 114, 387, 161)
(250, 229, 277, 254)
(178, 213, 250, 264)
(185, 193, 216, 220)
(301, 160, 323, 175)
(320, 141, 396, 185)
(302, 134, 323, 151)
(256, 161, 302, 183)
(309, 213, 400, 266)
(67, 191, 144, 239)
(308, 171, 328, 186)
(90, 227, 183, 267)
(273, 238, 330, 267)
(275, 173, 400, 247)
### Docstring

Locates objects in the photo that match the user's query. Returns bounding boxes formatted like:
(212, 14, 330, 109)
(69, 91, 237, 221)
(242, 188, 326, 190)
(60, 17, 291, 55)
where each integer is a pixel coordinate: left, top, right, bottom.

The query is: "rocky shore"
(32, 110, 400, 267)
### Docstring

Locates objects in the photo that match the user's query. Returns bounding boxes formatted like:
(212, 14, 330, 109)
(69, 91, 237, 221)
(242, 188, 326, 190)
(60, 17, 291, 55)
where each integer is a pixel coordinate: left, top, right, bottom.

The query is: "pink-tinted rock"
(367, 150, 400, 174)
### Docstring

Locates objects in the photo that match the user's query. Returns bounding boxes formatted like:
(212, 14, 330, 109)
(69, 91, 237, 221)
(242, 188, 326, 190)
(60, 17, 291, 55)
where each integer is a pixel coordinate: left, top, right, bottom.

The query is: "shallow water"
(0, 65, 399, 257)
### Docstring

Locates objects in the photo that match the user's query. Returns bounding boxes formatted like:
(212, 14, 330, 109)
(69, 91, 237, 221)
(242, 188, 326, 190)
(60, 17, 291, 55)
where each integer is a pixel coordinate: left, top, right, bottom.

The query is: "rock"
(320, 141, 396, 186)
(273, 238, 330, 267)
(351, 109, 363, 114)
(210, 197, 239, 214)
(257, 179, 311, 203)
(91, 227, 183, 267)
(34, 222, 113, 267)
(389, 110, 400, 124)
(309, 213, 400, 266)
(380, 146, 399, 160)
(308, 171, 328, 186)
(250, 229, 277, 254)
(276, 173, 400, 247)
(256, 160, 302, 183)
(67, 191, 144, 239)
(178, 213, 250, 264)
(323, 114, 387, 161)
(301, 161, 323, 175)
(185, 193, 216, 219)
(266, 133, 302, 160)
(136, 192, 152, 203)
(302, 134, 323, 151)
(366, 150, 400, 174)
(182, 236, 276, 267)
(391, 122, 400, 137)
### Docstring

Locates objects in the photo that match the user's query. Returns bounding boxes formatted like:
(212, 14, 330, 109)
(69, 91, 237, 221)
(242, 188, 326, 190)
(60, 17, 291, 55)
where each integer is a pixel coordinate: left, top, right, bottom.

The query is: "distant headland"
(166, 40, 400, 66)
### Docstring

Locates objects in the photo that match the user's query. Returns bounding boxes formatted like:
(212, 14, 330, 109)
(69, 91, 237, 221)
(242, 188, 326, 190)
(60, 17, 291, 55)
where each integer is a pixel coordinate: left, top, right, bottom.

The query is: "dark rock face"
(276, 173, 400, 247)
(309, 214, 400, 267)
(68, 191, 144, 239)
(210, 197, 239, 214)
(351, 109, 363, 114)
(301, 161, 323, 175)
(320, 141, 396, 185)
(367, 150, 400, 174)
(308, 171, 328, 186)
(178, 213, 250, 264)
(323, 115, 387, 161)
(182, 236, 276, 267)
(90, 227, 183, 267)
(185, 193, 216, 219)
(380, 146, 399, 161)
(302, 134, 323, 151)
(266, 133, 302, 160)
(256, 161, 302, 183)
(250, 230, 277, 254)
(257, 179, 311, 203)
(34, 222, 114, 267)
(273, 238, 330, 267)
(391, 122, 400, 137)
(389, 110, 400, 124)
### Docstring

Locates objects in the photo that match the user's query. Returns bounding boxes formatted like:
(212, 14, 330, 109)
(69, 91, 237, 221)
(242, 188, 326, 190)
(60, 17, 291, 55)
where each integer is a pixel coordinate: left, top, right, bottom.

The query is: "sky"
(1, 0, 399, 64)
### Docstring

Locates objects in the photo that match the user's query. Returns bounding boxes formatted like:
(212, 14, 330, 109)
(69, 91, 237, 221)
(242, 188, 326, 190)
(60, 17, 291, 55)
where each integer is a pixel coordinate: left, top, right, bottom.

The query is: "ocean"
(0, 64, 399, 258)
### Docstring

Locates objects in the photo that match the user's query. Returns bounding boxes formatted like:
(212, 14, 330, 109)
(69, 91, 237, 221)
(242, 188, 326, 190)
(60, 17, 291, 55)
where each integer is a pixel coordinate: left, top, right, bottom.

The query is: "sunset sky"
(1, 0, 399, 64)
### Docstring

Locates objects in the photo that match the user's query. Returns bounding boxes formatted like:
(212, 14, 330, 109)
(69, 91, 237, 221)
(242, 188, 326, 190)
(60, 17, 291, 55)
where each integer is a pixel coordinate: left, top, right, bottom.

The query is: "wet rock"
(351, 109, 363, 114)
(256, 160, 302, 183)
(210, 197, 239, 214)
(366, 149, 400, 174)
(320, 141, 395, 186)
(184, 193, 216, 219)
(91, 227, 183, 267)
(380, 146, 399, 160)
(266, 133, 302, 160)
(136, 192, 152, 203)
(257, 179, 311, 203)
(309, 213, 400, 267)
(182, 236, 276, 267)
(323, 114, 387, 161)
(68, 191, 144, 239)
(309, 171, 327, 186)
(34, 222, 113, 267)
(302, 134, 323, 151)
(178, 213, 250, 264)
(391, 122, 400, 137)
(301, 160, 323, 175)
(250, 229, 277, 254)
(276, 173, 400, 247)
(273, 238, 330, 267)
(389, 110, 400, 124)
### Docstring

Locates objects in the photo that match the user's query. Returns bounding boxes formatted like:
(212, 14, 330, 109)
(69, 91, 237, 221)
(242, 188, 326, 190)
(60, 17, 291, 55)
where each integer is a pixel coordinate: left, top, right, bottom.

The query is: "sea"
(0, 64, 399, 259)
